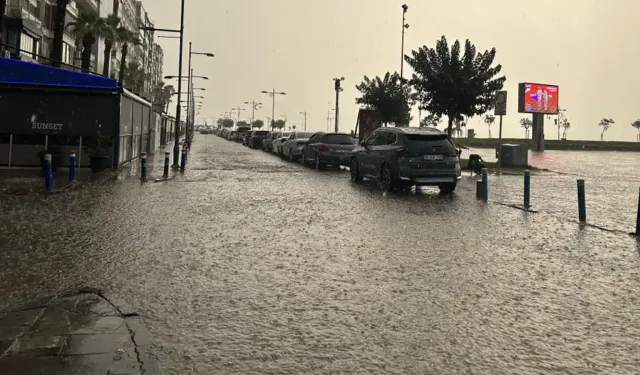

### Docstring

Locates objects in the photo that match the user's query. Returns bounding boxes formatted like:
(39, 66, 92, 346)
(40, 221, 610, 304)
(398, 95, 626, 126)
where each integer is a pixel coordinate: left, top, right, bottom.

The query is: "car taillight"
(447, 152, 459, 157)
(319, 144, 329, 151)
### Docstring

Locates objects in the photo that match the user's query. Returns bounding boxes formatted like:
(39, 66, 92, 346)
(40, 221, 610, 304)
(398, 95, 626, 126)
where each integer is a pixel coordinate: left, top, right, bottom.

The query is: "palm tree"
(50, 0, 69, 67)
(116, 27, 140, 84)
(598, 118, 614, 141)
(483, 115, 495, 138)
(520, 118, 532, 139)
(66, 12, 108, 72)
(560, 118, 571, 140)
(101, 14, 121, 76)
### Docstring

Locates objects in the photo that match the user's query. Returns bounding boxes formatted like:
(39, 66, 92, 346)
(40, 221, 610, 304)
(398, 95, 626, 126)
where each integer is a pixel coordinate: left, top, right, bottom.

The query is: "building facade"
(1, 0, 162, 97)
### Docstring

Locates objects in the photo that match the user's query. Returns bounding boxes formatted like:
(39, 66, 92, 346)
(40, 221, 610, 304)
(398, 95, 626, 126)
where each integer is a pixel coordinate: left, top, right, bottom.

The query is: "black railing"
(0, 42, 110, 78)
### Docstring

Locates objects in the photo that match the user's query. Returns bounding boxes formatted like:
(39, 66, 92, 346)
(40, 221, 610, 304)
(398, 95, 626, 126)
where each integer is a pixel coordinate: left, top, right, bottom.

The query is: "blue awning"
(0, 56, 118, 89)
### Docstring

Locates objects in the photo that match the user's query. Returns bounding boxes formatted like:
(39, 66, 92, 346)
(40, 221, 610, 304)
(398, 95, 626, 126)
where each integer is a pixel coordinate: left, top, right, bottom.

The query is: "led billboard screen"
(518, 83, 559, 114)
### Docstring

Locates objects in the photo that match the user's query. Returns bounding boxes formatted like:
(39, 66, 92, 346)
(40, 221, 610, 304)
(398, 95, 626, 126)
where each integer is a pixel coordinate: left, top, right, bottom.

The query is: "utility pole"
(299, 111, 310, 131)
(172, 0, 186, 168)
(244, 101, 262, 126)
(333, 78, 344, 133)
(400, 4, 409, 80)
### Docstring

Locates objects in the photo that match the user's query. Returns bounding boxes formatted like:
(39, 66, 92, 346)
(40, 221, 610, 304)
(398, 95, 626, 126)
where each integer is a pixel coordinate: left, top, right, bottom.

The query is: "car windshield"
(404, 134, 457, 153)
(322, 134, 354, 145)
(297, 132, 314, 139)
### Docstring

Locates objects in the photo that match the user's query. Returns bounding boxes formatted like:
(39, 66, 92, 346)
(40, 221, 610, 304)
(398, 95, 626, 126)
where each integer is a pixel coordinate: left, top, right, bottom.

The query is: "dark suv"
(248, 130, 269, 148)
(350, 127, 461, 193)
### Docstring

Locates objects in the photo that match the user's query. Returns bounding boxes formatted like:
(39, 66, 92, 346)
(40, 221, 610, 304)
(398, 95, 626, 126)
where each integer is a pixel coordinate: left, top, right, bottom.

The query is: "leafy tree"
(559, 118, 570, 140)
(216, 118, 225, 128)
(453, 117, 466, 138)
(483, 114, 495, 138)
(66, 11, 108, 71)
(405, 36, 506, 136)
(122, 61, 147, 93)
(50, 0, 69, 67)
(273, 119, 286, 129)
(632, 119, 640, 141)
(598, 118, 614, 141)
(221, 119, 234, 128)
(101, 14, 122, 76)
(420, 113, 441, 128)
(116, 28, 140, 84)
(236, 120, 250, 128)
(152, 82, 174, 112)
(252, 119, 264, 129)
(355, 72, 413, 126)
(520, 118, 532, 139)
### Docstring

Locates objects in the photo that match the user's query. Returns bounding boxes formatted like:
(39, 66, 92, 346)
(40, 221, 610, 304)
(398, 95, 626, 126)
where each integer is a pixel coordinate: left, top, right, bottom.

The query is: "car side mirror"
(360, 140, 366, 146)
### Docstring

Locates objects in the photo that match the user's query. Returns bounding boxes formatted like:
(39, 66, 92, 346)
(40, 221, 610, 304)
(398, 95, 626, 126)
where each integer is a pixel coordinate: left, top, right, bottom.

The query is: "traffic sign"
(494, 91, 507, 116)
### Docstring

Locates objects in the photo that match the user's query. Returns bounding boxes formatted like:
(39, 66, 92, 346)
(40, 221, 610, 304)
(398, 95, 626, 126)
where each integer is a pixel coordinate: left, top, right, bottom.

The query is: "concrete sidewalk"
(0, 288, 162, 374)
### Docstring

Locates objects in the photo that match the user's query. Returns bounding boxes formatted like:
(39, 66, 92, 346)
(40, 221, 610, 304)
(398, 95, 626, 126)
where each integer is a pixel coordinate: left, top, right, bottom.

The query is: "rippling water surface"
(1, 136, 639, 374)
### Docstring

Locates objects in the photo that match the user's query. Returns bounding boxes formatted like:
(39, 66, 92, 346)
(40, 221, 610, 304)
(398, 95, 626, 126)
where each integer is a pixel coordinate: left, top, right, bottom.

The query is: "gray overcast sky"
(143, 0, 640, 141)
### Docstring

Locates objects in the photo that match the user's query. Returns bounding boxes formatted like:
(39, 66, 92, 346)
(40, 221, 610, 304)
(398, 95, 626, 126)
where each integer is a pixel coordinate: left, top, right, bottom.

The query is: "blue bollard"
(524, 170, 531, 210)
(44, 153, 53, 192)
(68, 150, 77, 184)
(635, 188, 640, 235)
(481, 168, 488, 202)
(140, 152, 147, 181)
(180, 148, 187, 173)
(163, 152, 170, 178)
(577, 179, 586, 222)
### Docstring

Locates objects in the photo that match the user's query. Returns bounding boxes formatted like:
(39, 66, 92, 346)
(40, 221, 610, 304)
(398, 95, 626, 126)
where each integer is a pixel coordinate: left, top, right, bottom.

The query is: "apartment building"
(1, 0, 162, 95)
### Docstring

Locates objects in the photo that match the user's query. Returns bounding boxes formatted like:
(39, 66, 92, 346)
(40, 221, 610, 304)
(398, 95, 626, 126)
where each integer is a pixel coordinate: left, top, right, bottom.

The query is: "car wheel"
(315, 154, 325, 170)
(289, 149, 295, 162)
(438, 183, 457, 194)
(350, 158, 363, 182)
(379, 164, 394, 193)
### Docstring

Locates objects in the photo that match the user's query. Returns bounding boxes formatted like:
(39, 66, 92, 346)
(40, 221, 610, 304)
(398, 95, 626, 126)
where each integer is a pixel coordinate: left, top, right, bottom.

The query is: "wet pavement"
(1, 135, 639, 374)
(0, 288, 162, 374)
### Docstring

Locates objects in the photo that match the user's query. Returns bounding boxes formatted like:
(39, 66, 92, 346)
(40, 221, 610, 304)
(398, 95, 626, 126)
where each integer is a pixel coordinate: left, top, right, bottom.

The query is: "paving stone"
(138, 345, 165, 375)
(0, 308, 43, 330)
(0, 296, 53, 313)
(61, 348, 140, 375)
(62, 332, 134, 355)
(71, 316, 125, 335)
(16, 335, 67, 356)
(30, 307, 72, 336)
(89, 299, 119, 316)
(0, 356, 65, 375)
(124, 316, 152, 347)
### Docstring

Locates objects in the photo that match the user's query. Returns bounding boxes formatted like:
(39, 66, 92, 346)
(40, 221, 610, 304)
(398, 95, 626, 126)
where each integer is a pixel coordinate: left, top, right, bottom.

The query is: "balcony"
(5, 6, 43, 31)
(75, 0, 98, 13)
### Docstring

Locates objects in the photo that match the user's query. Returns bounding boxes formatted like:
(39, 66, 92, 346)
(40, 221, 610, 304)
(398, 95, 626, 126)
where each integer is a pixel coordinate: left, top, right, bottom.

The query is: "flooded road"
(1, 135, 639, 374)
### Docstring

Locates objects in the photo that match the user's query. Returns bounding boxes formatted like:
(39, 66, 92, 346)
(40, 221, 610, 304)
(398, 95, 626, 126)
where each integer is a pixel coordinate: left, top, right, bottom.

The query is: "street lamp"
(332, 77, 344, 132)
(231, 107, 246, 125)
(400, 4, 409, 81)
(186, 42, 214, 141)
(299, 111, 310, 131)
(261, 89, 286, 129)
(244, 101, 262, 126)
(165, 75, 208, 80)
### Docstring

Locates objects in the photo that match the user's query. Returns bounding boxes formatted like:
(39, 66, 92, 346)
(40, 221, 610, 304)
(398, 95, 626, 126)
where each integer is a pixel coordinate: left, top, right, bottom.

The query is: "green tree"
(520, 118, 532, 139)
(101, 14, 121, 76)
(560, 118, 570, 139)
(598, 118, 614, 141)
(236, 120, 250, 128)
(50, 0, 69, 67)
(484, 115, 496, 138)
(122, 61, 147, 93)
(66, 12, 108, 72)
(632, 119, 640, 141)
(355, 72, 413, 126)
(116, 28, 140, 85)
(405, 36, 506, 136)
(152, 82, 174, 112)
(273, 119, 286, 129)
(252, 119, 264, 129)
(420, 113, 441, 128)
(222, 119, 234, 128)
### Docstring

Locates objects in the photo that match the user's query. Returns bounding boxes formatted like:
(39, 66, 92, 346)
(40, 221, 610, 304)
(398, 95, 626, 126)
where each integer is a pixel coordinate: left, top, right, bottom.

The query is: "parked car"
(227, 130, 237, 140)
(282, 131, 315, 161)
(272, 132, 291, 156)
(300, 132, 355, 169)
(262, 131, 282, 152)
(236, 127, 251, 143)
(349, 127, 461, 193)
(248, 130, 269, 148)
(242, 131, 254, 146)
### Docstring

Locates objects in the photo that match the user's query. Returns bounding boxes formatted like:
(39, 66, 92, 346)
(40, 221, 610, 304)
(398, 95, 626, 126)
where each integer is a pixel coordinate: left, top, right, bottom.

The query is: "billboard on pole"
(518, 83, 559, 114)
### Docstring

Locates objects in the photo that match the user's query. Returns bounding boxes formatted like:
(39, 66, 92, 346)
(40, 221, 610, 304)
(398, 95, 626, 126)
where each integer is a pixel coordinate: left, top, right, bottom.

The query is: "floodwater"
(1, 135, 639, 374)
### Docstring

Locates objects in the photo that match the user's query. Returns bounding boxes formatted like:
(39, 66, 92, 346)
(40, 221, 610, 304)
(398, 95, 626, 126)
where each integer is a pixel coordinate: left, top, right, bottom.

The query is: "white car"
(271, 132, 291, 156)
(282, 131, 314, 162)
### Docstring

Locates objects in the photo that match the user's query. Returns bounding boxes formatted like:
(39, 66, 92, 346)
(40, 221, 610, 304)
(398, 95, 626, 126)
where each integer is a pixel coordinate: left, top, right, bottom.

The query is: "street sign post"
(494, 91, 507, 173)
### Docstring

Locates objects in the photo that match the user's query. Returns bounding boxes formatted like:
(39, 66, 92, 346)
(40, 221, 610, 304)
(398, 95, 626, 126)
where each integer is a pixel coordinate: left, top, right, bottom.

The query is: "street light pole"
(172, 0, 186, 167)
(186, 42, 192, 142)
(261, 89, 286, 129)
(244, 101, 262, 126)
(400, 4, 409, 81)
(299, 111, 309, 131)
(333, 78, 344, 133)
